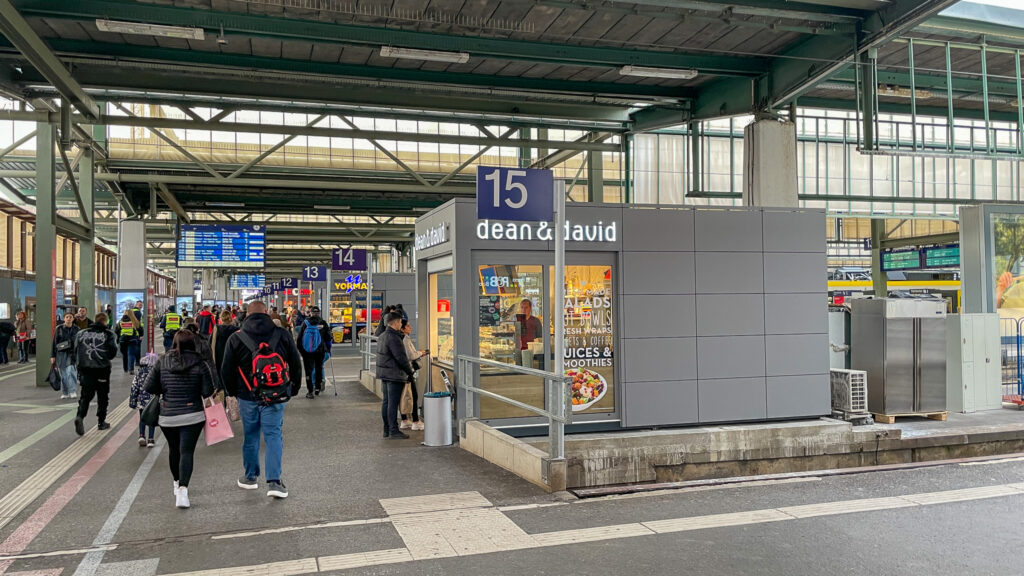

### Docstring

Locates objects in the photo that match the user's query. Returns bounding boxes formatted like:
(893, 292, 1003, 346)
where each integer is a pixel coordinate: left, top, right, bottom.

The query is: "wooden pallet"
(872, 411, 947, 424)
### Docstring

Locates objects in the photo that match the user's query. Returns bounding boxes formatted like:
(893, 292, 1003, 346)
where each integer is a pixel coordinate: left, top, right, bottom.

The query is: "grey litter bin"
(422, 391, 453, 446)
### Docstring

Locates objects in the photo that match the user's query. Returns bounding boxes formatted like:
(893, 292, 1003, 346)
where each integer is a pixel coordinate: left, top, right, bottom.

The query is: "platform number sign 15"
(476, 167, 554, 222)
(332, 248, 367, 271)
(303, 266, 327, 282)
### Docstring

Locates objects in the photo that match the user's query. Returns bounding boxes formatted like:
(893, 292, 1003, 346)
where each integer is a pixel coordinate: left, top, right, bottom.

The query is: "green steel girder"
(918, 15, 1024, 44)
(605, 0, 867, 22)
(2, 38, 692, 100)
(18, 65, 633, 123)
(13, 0, 767, 77)
(692, 0, 960, 120)
(798, 97, 1023, 125)
(832, 67, 1022, 99)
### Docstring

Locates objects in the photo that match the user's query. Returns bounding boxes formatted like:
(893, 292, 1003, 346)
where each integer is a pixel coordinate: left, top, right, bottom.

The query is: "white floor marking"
(961, 456, 1024, 466)
(72, 438, 165, 576)
(379, 491, 492, 516)
(94, 559, 159, 576)
(0, 547, 116, 562)
(154, 482, 1024, 576)
(0, 401, 132, 531)
(210, 518, 391, 540)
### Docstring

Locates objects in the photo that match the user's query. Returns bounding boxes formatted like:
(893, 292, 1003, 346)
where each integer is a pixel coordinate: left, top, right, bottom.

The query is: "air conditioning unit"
(830, 369, 868, 420)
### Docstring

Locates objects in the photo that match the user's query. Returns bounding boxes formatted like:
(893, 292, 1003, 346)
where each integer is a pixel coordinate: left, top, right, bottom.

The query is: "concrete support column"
(587, 151, 604, 203)
(742, 118, 799, 207)
(175, 266, 193, 315)
(78, 136, 96, 317)
(35, 123, 56, 386)
(870, 219, 888, 298)
(116, 220, 147, 290)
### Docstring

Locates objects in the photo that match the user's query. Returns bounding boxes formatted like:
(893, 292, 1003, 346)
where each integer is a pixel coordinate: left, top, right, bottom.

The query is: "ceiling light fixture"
(313, 205, 350, 210)
(205, 201, 244, 208)
(619, 66, 698, 80)
(380, 46, 470, 64)
(96, 19, 206, 40)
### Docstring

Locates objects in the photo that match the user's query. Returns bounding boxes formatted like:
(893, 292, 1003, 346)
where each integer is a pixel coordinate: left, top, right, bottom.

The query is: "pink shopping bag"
(203, 397, 235, 446)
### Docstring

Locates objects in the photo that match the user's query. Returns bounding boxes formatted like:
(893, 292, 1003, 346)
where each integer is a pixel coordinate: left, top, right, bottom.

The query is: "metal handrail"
(457, 353, 571, 460)
(359, 333, 377, 372)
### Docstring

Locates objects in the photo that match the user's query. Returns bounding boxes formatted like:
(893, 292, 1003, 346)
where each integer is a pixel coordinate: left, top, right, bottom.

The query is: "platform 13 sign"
(302, 266, 327, 281)
(476, 167, 553, 222)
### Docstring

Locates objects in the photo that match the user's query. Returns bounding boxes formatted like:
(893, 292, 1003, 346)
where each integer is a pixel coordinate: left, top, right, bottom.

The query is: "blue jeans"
(238, 398, 285, 482)
(138, 409, 155, 439)
(60, 364, 78, 396)
(121, 341, 139, 372)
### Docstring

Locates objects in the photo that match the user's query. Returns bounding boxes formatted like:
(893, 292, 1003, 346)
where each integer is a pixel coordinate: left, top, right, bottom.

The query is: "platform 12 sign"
(476, 167, 553, 222)
(280, 278, 298, 290)
(302, 266, 327, 282)
(333, 248, 367, 271)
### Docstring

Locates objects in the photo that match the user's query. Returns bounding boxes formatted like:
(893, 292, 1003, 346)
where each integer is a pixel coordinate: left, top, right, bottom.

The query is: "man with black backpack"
(221, 301, 302, 499)
(296, 306, 331, 399)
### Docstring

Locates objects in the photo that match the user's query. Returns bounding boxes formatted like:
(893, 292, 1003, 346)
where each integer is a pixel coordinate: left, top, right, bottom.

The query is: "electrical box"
(946, 313, 1002, 413)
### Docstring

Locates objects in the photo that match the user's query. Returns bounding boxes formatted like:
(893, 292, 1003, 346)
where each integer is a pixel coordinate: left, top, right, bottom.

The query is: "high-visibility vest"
(164, 313, 181, 331)
(119, 321, 137, 337)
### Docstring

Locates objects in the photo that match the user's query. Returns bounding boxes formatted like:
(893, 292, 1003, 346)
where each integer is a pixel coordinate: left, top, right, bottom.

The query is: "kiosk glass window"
(555, 265, 615, 414)
(429, 270, 454, 365)
(477, 265, 546, 418)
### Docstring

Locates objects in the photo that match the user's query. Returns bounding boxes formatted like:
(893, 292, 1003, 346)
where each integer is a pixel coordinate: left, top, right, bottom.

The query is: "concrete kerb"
(461, 419, 567, 493)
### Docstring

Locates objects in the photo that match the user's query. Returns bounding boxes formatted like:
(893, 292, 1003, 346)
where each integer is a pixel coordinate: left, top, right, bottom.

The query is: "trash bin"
(422, 391, 453, 446)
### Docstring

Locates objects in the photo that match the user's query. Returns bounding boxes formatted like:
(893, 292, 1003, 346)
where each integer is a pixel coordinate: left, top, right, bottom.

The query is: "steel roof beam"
(599, 0, 866, 22)
(15, 0, 766, 76)
(0, 0, 99, 118)
(154, 183, 189, 225)
(693, 0, 960, 119)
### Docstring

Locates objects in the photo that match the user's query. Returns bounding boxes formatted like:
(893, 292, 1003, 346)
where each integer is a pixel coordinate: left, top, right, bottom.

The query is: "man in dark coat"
(295, 306, 332, 399)
(72, 313, 118, 435)
(376, 311, 414, 440)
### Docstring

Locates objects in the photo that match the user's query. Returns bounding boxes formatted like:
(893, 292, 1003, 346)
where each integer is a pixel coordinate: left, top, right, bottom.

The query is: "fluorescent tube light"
(380, 46, 470, 64)
(96, 19, 205, 40)
(619, 66, 698, 80)
(313, 205, 350, 210)
(205, 201, 244, 208)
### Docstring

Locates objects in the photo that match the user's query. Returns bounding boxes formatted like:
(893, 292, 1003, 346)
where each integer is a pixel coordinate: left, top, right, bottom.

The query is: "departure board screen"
(230, 274, 266, 289)
(177, 225, 266, 268)
(881, 248, 922, 271)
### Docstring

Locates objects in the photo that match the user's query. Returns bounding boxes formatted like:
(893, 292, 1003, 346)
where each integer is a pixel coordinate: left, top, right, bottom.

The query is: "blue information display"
(476, 167, 554, 222)
(177, 224, 265, 268)
(333, 248, 367, 271)
(230, 274, 265, 290)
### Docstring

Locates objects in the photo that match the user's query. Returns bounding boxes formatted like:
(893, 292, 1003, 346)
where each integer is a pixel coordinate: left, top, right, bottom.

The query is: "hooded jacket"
(376, 326, 414, 382)
(296, 315, 332, 355)
(213, 323, 240, 370)
(144, 349, 215, 420)
(196, 309, 215, 335)
(73, 322, 118, 369)
(220, 313, 303, 402)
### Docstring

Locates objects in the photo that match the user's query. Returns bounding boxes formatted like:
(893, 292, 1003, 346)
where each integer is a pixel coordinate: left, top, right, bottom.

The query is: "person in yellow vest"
(160, 305, 182, 352)
(116, 310, 144, 375)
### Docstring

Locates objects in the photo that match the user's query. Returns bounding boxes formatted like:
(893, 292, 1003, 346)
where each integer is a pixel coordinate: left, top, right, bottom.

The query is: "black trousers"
(400, 378, 419, 422)
(77, 366, 111, 423)
(301, 350, 326, 393)
(381, 379, 405, 435)
(162, 422, 204, 487)
(0, 336, 8, 363)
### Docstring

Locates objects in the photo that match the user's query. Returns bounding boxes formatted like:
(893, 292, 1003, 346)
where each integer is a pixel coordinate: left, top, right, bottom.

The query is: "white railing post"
(552, 180, 566, 460)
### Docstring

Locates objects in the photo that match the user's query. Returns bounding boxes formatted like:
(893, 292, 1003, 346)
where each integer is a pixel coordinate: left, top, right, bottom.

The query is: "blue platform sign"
(476, 167, 553, 222)
(333, 248, 367, 271)
(271, 281, 281, 293)
(303, 266, 327, 282)
(280, 277, 298, 290)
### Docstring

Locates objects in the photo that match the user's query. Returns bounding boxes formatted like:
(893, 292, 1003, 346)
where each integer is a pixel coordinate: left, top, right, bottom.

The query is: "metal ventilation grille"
(830, 369, 868, 414)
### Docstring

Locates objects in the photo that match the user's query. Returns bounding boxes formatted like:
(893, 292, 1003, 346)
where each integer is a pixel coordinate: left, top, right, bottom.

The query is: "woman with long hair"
(51, 313, 79, 399)
(212, 310, 239, 371)
(14, 310, 31, 363)
(144, 329, 215, 509)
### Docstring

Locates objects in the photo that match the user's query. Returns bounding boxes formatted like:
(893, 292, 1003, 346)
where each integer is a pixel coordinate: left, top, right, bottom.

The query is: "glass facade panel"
(429, 270, 454, 365)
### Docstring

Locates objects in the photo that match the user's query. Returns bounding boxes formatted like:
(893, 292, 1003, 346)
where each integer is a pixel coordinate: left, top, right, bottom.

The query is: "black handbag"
(56, 340, 72, 352)
(141, 396, 161, 427)
(46, 365, 61, 391)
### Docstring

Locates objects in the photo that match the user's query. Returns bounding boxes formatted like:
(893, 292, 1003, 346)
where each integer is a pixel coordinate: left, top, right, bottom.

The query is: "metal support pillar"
(870, 219, 888, 298)
(859, 50, 877, 151)
(35, 122, 56, 386)
(587, 150, 604, 203)
(689, 121, 701, 196)
(78, 128, 96, 315)
(551, 180, 566, 461)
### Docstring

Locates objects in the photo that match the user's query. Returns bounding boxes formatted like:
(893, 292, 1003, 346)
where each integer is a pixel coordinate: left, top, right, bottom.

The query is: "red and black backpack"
(235, 331, 290, 405)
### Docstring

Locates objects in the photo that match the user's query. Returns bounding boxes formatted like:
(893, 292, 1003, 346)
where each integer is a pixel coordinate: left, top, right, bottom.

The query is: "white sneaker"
(70, 393, 77, 399)
(174, 481, 179, 495)
(399, 421, 412, 430)
(411, 422, 424, 431)
(60, 394, 68, 400)
(176, 486, 190, 509)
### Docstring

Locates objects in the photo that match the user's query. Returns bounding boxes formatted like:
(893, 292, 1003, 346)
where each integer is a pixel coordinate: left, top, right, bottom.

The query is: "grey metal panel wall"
(620, 206, 828, 428)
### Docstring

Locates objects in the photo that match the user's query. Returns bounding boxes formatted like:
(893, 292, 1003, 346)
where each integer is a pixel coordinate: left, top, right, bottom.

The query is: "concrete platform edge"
(460, 419, 566, 493)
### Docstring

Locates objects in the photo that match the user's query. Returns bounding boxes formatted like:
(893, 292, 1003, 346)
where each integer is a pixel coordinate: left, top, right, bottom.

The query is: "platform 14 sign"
(476, 167, 553, 222)
(333, 248, 367, 271)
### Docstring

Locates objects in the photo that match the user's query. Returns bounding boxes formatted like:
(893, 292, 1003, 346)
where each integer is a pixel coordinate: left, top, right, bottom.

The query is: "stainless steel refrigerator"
(851, 299, 947, 415)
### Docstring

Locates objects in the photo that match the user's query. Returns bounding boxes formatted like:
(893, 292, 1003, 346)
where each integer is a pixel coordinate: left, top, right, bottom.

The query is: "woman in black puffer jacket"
(145, 330, 216, 509)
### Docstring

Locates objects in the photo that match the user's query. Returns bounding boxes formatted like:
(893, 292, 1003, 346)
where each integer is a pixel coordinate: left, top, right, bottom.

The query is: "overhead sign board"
(280, 277, 298, 290)
(176, 224, 265, 268)
(476, 167, 554, 222)
(230, 274, 265, 290)
(302, 266, 327, 282)
(333, 248, 367, 271)
(881, 248, 922, 272)
(923, 244, 959, 268)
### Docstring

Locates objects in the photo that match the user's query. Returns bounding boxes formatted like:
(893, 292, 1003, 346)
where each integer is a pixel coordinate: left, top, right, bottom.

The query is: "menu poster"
(479, 296, 501, 326)
(563, 275, 614, 413)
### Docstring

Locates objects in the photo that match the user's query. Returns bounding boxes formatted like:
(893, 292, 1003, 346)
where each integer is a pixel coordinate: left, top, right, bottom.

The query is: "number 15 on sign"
(476, 167, 553, 222)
